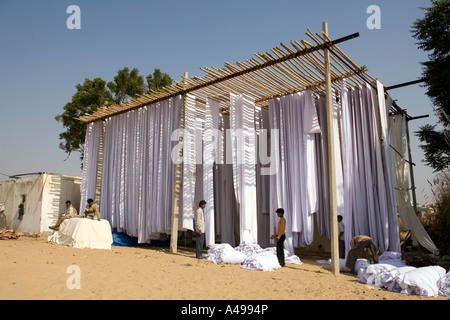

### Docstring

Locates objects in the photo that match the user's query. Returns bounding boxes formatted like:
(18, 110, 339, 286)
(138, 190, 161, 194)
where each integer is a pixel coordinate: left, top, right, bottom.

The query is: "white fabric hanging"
(180, 94, 197, 232)
(203, 98, 220, 246)
(339, 83, 401, 254)
(230, 93, 258, 244)
(268, 91, 321, 253)
(96, 96, 181, 243)
(389, 113, 438, 254)
(80, 121, 102, 214)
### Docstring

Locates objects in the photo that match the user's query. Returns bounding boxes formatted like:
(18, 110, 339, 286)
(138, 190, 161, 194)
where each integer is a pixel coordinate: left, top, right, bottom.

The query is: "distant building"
(0, 173, 81, 233)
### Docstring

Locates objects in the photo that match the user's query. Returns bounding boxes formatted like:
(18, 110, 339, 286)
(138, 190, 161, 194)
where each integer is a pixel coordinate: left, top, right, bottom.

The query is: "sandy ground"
(0, 235, 448, 301)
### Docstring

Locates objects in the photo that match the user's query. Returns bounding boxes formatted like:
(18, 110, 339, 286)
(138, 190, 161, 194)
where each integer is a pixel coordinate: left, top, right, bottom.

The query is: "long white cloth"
(339, 83, 401, 254)
(80, 121, 102, 214)
(180, 95, 197, 232)
(98, 97, 181, 243)
(230, 93, 258, 244)
(268, 91, 320, 253)
(389, 113, 438, 254)
(203, 98, 220, 246)
(48, 218, 113, 250)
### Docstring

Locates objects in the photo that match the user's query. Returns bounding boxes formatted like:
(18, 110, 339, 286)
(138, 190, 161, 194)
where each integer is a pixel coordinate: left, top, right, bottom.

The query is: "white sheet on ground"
(206, 243, 302, 271)
(48, 218, 113, 250)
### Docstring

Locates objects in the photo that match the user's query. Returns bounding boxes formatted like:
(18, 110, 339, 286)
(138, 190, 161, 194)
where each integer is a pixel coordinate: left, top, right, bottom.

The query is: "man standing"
(338, 215, 345, 259)
(195, 200, 206, 259)
(84, 198, 100, 221)
(271, 208, 286, 267)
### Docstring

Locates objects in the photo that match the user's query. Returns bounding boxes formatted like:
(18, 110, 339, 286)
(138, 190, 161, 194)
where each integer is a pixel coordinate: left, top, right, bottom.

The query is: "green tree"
(107, 67, 146, 104)
(412, 0, 450, 171)
(147, 68, 173, 91)
(55, 78, 112, 161)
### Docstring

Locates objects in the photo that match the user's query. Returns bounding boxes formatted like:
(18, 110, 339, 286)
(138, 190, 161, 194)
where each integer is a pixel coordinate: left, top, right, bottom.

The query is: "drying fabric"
(180, 94, 197, 232)
(48, 218, 113, 250)
(203, 98, 220, 246)
(389, 113, 439, 254)
(80, 121, 102, 214)
(338, 83, 401, 255)
(230, 93, 258, 244)
(268, 91, 320, 254)
(213, 113, 236, 246)
(98, 97, 181, 243)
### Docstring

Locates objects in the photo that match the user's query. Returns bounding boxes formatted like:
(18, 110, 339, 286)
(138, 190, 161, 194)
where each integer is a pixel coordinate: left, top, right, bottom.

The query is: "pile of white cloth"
(356, 251, 449, 298)
(206, 242, 303, 271)
(48, 218, 113, 250)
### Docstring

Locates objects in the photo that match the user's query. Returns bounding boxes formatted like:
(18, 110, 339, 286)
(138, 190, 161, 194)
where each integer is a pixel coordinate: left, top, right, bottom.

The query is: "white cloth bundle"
(358, 263, 397, 285)
(399, 266, 446, 298)
(206, 243, 302, 271)
(241, 251, 281, 272)
(48, 218, 113, 250)
(378, 251, 406, 267)
(438, 272, 450, 297)
(381, 266, 416, 293)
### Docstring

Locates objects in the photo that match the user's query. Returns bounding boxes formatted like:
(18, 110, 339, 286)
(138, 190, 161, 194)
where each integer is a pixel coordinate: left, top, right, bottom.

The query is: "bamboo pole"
(94, 120, 106, 208)
(170, 71, 188, 254)
(323, 21, 340, 276)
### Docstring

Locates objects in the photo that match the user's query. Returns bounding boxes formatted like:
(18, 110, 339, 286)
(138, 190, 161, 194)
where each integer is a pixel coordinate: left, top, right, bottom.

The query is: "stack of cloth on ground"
(206, 243, 303, 271)
(356, 251, 450, 298)
(0, 229, 19, 240)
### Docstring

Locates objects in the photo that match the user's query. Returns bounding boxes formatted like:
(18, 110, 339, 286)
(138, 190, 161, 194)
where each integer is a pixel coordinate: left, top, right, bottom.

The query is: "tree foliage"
(107, 67, 146, 104)
(412, 0, 450, 171)
(55, 68, 173, 163)
(55, 78, 112, 159)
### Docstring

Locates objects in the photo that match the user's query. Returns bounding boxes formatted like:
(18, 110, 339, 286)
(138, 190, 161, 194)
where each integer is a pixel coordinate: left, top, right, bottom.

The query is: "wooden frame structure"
(79, 22, 384, 276)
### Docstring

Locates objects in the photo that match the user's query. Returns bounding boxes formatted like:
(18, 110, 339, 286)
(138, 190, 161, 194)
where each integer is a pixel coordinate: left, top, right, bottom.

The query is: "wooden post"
(170, 71, 189, 254)
(405, 119, 418, 215)
(323, 21, 340, 276)
(94, 120, 106, 208)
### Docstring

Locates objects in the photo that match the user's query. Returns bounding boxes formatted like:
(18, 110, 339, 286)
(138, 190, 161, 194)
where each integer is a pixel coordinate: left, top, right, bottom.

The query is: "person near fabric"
(345, 235, 379, 273)
(18, 195, 25, 220)
(195, 200, 206, 259)
(49, 200, 79, 231)
(338, 215, 345, 259)
(271, 208, 286, 267)
(84, 198, 100, 221)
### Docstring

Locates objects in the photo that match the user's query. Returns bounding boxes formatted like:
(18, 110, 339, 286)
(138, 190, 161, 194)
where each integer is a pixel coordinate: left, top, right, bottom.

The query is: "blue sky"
(0, 0, 441, 204)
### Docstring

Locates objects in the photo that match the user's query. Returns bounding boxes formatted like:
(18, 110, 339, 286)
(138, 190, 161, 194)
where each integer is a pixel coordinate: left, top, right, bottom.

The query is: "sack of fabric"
(241, 251, 281, 272)
(358, 263, 397, 284)
(378, 251, 406, 267)
(220, 247, 247, 265)
(206, 243, 234, 264)
(438, 271, 450, 297)
(399, 266, 446, 297)
(380, 266, 417, 293)
(354, 258, 370, 274)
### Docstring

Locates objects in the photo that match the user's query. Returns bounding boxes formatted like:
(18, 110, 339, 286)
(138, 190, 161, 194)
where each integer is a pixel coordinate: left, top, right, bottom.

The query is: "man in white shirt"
(195, 200, 207, 259)
(49, 200, 79, 231)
